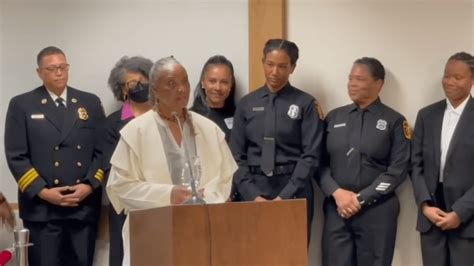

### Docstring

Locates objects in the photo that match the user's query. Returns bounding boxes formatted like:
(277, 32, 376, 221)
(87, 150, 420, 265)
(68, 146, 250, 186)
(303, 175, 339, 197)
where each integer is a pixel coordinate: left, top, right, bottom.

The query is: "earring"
(123, 94, 128, 101)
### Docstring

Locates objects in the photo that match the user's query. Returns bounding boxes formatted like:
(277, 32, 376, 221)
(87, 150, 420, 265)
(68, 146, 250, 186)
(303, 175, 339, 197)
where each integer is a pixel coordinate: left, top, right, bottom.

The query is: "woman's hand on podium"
(171, 185, 192, 204)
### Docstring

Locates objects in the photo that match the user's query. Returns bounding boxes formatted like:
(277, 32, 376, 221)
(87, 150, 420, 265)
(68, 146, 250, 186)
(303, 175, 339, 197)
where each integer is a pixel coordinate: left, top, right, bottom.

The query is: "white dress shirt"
(46, 87, 68, 107)
(439, 96, 469, 182)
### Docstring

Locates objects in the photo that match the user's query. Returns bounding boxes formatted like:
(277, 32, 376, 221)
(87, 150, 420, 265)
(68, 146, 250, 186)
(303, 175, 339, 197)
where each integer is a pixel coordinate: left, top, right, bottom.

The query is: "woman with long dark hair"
(191, 55, 236, 141)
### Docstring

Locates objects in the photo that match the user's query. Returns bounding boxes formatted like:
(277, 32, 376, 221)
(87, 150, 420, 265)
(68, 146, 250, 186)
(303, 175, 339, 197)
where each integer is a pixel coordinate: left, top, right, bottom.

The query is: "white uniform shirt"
(46, 87, 68, 107)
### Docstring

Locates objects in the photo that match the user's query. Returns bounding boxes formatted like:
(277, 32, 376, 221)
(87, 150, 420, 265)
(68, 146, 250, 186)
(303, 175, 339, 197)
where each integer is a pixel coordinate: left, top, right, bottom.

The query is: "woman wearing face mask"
(103, 56, 153, 266)
(191, 55, 237, 142)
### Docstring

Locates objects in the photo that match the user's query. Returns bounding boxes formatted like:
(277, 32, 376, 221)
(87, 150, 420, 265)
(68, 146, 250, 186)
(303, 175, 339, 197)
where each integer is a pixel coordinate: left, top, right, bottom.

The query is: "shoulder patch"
(314, 100, 325, 120)
(403, 120, 412, 140)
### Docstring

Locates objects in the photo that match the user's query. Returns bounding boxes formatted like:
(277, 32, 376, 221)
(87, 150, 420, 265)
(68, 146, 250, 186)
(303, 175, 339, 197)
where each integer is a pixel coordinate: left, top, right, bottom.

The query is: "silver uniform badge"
(287, 104, 299, 119)
(376, 119, 387, 131)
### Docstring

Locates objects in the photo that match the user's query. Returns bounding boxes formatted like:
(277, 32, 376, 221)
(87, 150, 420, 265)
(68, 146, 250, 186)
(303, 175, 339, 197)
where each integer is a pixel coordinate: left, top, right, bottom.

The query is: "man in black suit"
(411, 52, 474, 266)
(4, 46, 105, 266)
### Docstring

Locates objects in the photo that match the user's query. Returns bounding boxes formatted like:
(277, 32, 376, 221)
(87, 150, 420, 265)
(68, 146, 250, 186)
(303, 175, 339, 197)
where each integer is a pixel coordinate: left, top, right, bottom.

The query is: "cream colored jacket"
(106, 110, 237, 265)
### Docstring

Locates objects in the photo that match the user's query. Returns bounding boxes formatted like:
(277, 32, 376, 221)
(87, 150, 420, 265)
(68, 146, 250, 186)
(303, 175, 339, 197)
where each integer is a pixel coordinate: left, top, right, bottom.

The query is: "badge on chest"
(376, 119, 387, 131)
(287, 104, 300, 119)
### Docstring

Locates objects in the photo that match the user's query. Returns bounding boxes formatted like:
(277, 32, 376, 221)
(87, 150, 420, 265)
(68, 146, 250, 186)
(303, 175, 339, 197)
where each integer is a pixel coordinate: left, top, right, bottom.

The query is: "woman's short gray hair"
(108, 56, 153, 101)
(149, 56, 182, 103)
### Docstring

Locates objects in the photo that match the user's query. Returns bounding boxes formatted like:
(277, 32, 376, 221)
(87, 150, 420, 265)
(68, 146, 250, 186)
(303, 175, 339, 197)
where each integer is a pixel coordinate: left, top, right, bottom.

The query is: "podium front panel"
(129, 205, 211, 266)
(130, 200, 307, 266)
(208, 200, 308, 266)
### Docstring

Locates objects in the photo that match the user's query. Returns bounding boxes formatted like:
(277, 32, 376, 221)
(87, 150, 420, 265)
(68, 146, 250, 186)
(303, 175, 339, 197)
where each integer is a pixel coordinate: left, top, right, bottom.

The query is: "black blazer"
(4, 86, 105, 222)
(411, 97, 474, 237)
(101, 108, 132, 179)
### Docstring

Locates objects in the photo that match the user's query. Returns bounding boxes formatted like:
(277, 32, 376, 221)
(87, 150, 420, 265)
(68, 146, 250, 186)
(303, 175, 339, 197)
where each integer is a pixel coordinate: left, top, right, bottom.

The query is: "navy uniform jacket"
(318, 98, 410, 206)
(411, 97, 474, 237)
(102, 108, 132, 179)
(4, 86, 105, 222)
(230, 83, 323, 200)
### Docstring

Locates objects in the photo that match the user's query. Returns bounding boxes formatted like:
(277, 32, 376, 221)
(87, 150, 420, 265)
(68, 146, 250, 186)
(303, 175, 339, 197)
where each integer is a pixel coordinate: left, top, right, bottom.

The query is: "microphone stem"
(172, 111, 203, 204)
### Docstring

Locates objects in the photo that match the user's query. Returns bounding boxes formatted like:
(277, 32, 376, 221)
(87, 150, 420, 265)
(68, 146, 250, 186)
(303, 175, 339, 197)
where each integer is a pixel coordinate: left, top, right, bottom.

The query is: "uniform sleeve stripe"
(94, 173, 104, 179)
(19, 172, 38, 191)
(21, 174, 39, 192)
(94, 173, 104, 183)
(95, 172, 104, 178)
(18, 168, 39, 192)
(18, 168, 37, 187)
(18, 168, 35, 185)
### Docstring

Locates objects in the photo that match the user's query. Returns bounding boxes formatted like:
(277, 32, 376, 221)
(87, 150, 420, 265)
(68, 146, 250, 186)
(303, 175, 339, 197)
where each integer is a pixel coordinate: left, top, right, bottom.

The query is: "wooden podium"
(129, 200, 308, 266)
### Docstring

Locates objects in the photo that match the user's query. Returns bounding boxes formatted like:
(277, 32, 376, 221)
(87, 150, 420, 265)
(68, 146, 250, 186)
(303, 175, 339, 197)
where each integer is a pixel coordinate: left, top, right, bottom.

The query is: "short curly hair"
(107, 56, 153, 101)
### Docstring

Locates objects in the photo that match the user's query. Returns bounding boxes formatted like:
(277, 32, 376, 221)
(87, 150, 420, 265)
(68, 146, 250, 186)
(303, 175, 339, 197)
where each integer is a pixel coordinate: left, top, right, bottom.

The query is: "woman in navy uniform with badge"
(102, 56, 153, 266)
(230, 39, 324, 238)
(317, 57, 411, 266)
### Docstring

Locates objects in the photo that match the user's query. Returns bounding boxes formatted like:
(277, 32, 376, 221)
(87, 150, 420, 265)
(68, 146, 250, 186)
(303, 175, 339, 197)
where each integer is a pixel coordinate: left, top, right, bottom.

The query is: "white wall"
(288, 1, 473, 265)
(0, 0, 248, 265)
(0, 0, 248, 200)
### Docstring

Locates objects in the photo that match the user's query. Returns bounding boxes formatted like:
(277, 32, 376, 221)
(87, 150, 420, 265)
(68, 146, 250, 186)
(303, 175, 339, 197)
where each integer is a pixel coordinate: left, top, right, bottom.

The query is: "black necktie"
(260, 93, 276, 176)
(348, 109, 364, 183)
(56, 97, 66, 124)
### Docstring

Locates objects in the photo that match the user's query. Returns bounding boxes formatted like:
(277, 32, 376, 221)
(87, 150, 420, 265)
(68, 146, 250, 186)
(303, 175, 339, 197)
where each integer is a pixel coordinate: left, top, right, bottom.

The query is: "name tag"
(224, 117, 233, 129)
(252, 107, 264, 111)
(334, 123, 346, 128)
(31, 114, 45, 119)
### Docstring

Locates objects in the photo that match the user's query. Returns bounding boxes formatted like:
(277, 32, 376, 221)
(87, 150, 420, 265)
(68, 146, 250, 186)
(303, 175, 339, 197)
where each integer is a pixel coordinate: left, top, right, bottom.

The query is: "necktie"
(260, 93, 276, 176)
(56, 97, 66, 124)
(348, 109, 364, 184)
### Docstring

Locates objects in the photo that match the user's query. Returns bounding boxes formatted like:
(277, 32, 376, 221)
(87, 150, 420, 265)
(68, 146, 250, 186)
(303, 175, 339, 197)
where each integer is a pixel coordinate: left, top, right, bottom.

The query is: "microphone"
(0, 248, 13, 266)
(172, 110, 206, 205)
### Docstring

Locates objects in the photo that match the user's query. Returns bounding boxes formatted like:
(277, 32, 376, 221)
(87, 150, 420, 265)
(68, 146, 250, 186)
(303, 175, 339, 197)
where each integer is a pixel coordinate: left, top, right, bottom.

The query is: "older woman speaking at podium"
(106, 56, 237, 265)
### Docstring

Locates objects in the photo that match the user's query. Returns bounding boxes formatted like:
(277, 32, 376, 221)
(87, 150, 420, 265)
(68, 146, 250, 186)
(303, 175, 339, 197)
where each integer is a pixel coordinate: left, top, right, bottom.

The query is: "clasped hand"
(332, 188, 361, 219)
(38, 183, 92, 207)
(421, 203, 461, 230)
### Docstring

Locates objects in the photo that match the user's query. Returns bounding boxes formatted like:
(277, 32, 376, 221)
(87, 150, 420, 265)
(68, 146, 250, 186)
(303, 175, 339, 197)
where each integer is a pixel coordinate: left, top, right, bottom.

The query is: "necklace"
(156, 107, 186, 122)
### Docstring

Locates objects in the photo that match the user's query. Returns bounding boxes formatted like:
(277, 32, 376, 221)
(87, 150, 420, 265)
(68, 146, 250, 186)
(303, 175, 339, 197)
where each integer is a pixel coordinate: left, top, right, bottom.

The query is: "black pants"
(420, 182, 474, 266)
(420, 225, 474, 266)
(322, 194, 399, 266)
(24, 219, 97, 266)
(240, 173, 314, 242)
(108, 207, 126, 266)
